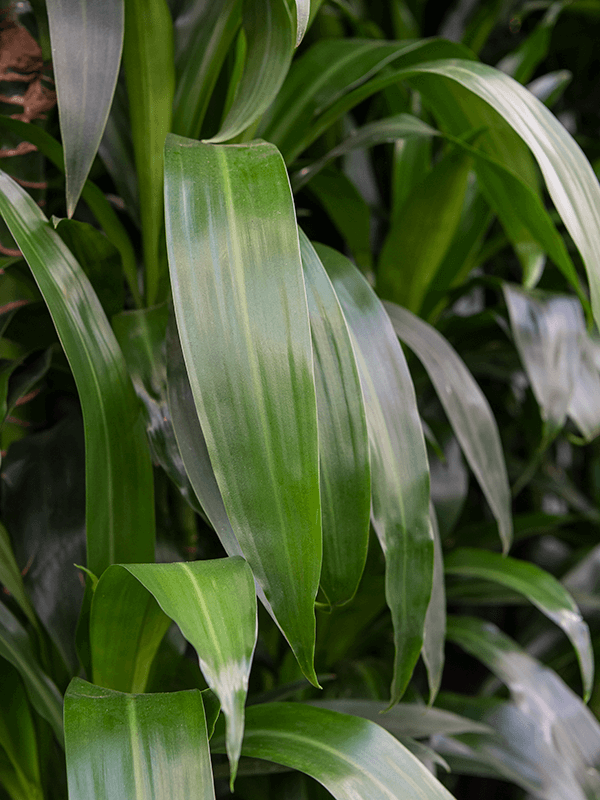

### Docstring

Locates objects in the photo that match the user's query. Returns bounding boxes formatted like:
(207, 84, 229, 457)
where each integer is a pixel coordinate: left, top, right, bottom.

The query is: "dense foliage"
(1, 0, 600, 798)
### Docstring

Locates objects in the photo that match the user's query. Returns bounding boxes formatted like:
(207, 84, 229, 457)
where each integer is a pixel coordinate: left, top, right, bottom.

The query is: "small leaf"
(65, 679, 215, 800)
(47, 0, 124, 216)
(294, 0, 310, 46)
(0, 521, 37, 628)
(422, 506, 446, 703)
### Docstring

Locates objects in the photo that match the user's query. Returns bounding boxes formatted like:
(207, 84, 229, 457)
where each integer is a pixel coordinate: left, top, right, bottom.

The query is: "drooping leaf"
(299, 231, 370, 607)
(164, 135, 321, 686)
(210, 0, 295, 143)
(0, 172, 155, 577)
(123, 557, 257, 786)
(445, 548, 593, 700)
(315, 243, 431, 703)
(212, 702, 457, 799)
(0, 602, 63, 743)
(65, 679, 215, 800)
(123, 0, 174, 305)
(422, 506, 445, 702)
(46, 0, 124, 216)
(385, 302, 512, 552)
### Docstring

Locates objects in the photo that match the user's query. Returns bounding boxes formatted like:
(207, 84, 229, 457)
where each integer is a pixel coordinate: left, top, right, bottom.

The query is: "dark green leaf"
(0, 521, 36, 629)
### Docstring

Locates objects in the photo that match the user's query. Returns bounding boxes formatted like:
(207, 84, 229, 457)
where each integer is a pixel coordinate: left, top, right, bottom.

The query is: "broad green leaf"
(164, 135, 321, 686)
(445, 547, 593, 700)
(172, 0, 241, 139)
(401, 60, 600, 332)
(299, 232, 370, 607)
(124, 557, 257, 786)
(210, 0, 294, 143)
(0, 602, 63, 743)
(391, 128, 433, 219)
(123, 0, 174, 305)
(0, 172, 155, 577)
(294, 0, 310, 46)
(385, 302, 512, 552)
(315, 243, 431, 702)
(1, 417, 86, 674)
(47, 0, 123, 216)
(378, 145, 472, 313)
(308, 700, 492, 738)
(65, 679, 215, 800)
(0, 521, 36, 629)
(292, 113, 439, 191)
(422, 507, 445, 702)
(0, 116, 141, 306)
(447, 617, 600, 798)
(0, 661, 42, 800)
(503, 284, 583, 437)
(212, 702, 457, 799)
(90, 565, 171, 694)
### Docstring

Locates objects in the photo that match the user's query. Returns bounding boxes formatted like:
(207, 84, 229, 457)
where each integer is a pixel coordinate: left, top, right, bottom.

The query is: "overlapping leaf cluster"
(0, 1, 600, 798)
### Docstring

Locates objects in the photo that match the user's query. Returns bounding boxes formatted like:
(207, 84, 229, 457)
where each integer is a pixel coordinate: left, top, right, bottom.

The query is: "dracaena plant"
(1, 0, 600, 798)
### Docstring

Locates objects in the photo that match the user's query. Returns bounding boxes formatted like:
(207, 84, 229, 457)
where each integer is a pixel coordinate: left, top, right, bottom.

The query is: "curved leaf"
(0, 171, 155, 577)
(445, 547, 593, 700)
(165, 135, 321, 686)
(212, 702, 457, 799)
(294, 0, 310, 46)
(47, 0, 123, 216)
(422, 506, 445, 703)
(0, 602, 63, 743)
(210, 0, 295, 143)
(315, 243, 431, 702)
(0, 521, 36, 629)
(385, 301, 512, 552)
(65, 679, 215, 800)
(123, 558, 256, 787)
(299, 232, 370, 607)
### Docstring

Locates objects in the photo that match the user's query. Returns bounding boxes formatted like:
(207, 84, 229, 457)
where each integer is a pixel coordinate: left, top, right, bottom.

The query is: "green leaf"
(402, 59, 600, 332)
(315, 243, 431, 702)
(293, 0, 310, 46)
(123, 558, 257, 787)
(299, 232, 370, 607)
(445, 547, 594, 700)
(292, 113, 439, 191)
(0, 116, 141, 306)
(212, 702, 457, 799)
(210, 0, 294, 143)
(90, 566, 171, 694)
(46, 0, 124, 216)
(0, 172, 155, 577)
(377, 145, 472, 313)
(164, 135, 321, 686)
(65, 679, 215, 800)
(384, 302, 512, 552)
(0, 602, 63, 743)
(123, 0, 174, 305)
(0, 661, 43, 800)
(172, 0, 241, 139)
(503, 284, 583, 437)
(422, 507, 445, 703)
(0, 521, 37, 630)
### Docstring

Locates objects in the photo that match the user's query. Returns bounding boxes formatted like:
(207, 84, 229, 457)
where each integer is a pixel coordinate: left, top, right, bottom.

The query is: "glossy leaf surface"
(165, 135, 321, 685)
(445, 547, 593, 699)
(299, 232, 370, 606)
(0, 172, 155, 577)
(212, 702, 457, 799)
(124, 557, 256, 784)
(47, 0, 123, 216)
(385, 302, 512, 552)
(65, 679, 215, 800)
(316, 243, 431, 702)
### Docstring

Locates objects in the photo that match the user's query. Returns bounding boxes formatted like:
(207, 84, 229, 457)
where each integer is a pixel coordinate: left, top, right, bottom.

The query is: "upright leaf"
(0, 172, 155, 577)
(422, 506, 445, 703)
(47, 0, 124, 216)
(0, 521, 37, 629)
(385, 302, 512, 552)
(123, 557, 256, 786)
(445, 548, 594, 700)
(294, 0, 310, 46)
(123, 0, 174, 305)
(212, 703, 457, 800)
(65, 679, 215, 800)
(315, 243, 431, 702)
(300, 232, 370, 607)
(164, 135, 321, 686)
